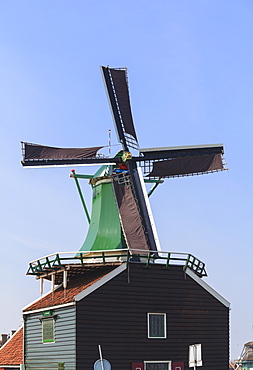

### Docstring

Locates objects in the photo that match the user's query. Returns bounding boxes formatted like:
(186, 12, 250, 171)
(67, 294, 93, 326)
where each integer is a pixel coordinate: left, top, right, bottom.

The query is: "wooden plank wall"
(76, 263, 229, 370)
(24, 305, 76, 369)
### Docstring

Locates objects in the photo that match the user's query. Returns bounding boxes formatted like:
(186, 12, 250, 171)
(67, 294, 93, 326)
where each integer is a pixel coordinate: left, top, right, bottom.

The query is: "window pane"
(146, 363, 168, 370)
(149, 314, 165, 338)
(42, 318, 54, 343)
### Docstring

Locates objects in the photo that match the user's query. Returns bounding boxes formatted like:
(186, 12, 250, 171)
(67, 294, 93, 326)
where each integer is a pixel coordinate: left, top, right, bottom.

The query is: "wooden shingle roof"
(0, 326, 23, 367)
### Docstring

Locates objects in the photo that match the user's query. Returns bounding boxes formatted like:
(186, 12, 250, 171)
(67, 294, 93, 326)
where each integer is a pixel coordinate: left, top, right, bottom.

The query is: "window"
(42, 318, 55, 343)
(145, 361, 171, 370)
(148, 313, 166, 338)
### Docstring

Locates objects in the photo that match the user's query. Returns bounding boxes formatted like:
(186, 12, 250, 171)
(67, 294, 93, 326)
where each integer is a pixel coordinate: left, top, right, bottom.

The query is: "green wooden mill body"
(78, 166, 126, 252)
(72, 161, 162, 253)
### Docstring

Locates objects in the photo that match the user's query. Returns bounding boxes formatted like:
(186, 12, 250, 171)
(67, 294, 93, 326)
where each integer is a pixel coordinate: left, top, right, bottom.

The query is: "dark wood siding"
(76, 263, 229, 370)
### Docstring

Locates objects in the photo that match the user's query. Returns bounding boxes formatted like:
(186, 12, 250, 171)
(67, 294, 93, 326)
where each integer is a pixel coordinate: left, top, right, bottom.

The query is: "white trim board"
(185, 268, 230, 308)
(22, 301, 75, 315)
(75, 263, 127, 301)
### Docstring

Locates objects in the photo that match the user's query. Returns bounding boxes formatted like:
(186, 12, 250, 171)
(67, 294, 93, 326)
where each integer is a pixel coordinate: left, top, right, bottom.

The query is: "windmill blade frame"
(20, 66, 227, 255)
(134, 144, 226, 178)
(100, 66, 139, 151)
(21, 142, 119, 168)
(101, 65, 159, 252)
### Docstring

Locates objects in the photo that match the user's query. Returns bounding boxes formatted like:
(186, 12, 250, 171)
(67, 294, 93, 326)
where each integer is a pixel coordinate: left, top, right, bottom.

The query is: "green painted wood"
(72, 170, 91, 224)
(79, 180, 126, 252)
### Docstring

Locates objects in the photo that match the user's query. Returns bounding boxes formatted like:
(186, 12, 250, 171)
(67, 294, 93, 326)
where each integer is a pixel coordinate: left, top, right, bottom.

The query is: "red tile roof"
(0, 326, 23, 366)
(23, 264, 119, 312)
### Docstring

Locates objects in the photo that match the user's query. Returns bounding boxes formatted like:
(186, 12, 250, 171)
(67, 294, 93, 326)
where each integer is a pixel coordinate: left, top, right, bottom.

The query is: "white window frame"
(147, 313, 166, 339)
(144, 360, 172, 370)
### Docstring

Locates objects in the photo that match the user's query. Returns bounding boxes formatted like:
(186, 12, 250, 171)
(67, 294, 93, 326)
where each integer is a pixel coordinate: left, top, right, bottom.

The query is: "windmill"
(21, 66, 226, 255)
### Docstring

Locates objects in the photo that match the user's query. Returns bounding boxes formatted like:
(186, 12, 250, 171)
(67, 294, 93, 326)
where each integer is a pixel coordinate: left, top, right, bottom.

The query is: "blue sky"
(0, 0, 253, 360)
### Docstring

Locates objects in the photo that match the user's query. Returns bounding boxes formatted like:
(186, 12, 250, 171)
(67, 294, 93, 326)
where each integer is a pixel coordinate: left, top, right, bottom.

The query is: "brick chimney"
(1, 334, 8, 346)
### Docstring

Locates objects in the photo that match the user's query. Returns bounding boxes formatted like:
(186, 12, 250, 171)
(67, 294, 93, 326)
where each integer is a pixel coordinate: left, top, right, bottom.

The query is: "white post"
(40, 278, 44, 295)
(63, 270, 67, 289)
(51, 273, 55, 292)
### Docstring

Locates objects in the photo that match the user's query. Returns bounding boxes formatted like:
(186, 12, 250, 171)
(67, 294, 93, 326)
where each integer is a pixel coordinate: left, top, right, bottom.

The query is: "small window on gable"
(42, 318, 55, 343)
(148, 313, 166, 338)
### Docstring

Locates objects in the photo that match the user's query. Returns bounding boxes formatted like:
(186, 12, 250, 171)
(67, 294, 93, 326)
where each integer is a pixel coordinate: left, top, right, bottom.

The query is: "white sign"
(189, 343, 202, 368)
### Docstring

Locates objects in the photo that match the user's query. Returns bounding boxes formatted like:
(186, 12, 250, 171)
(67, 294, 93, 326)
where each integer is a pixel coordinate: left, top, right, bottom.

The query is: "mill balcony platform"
(27, 249, 207, 284)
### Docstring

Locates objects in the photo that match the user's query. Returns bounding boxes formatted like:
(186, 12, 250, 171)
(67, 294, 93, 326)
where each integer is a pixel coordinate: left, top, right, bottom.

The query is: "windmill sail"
(23, 142, 103, 160)
(21, 142, 117, 167)
(136, 144, 225, 178)
(148, 153, 223, 178)
(112, 178, 149, 252)
(101, 66, 138, 150)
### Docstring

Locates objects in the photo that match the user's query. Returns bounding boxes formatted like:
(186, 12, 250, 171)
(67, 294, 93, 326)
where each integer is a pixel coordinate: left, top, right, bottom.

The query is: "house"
(11, 250, 230, 370)
(0, 326, 23, 370)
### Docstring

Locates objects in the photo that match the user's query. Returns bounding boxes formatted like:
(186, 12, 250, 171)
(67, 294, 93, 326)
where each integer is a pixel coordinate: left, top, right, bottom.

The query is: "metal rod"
(70, 173, 94, 179)
(108, 129, 111, 157)
(71, 170, 91, 224)
(194, 345, 197, 370)
(166, 253, 171, 268)
(98, 345, 105, 370)
(144, 179, 164, 184)
(148, 182, 161, 197)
